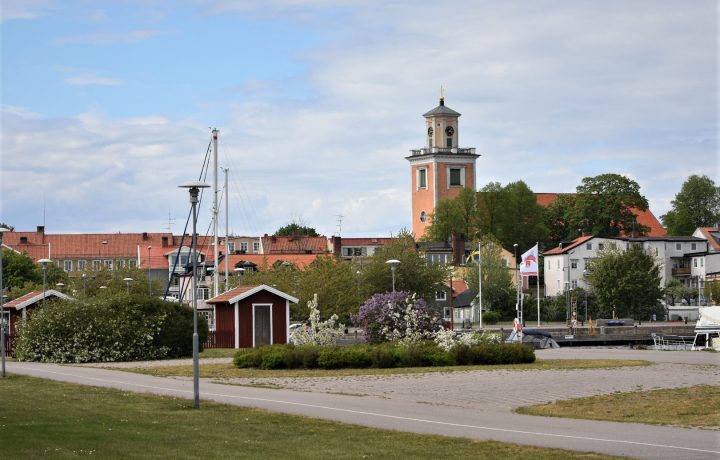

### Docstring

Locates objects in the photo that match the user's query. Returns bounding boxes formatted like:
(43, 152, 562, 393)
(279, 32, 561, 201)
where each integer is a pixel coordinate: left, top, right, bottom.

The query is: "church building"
(406, 96, 480, 239)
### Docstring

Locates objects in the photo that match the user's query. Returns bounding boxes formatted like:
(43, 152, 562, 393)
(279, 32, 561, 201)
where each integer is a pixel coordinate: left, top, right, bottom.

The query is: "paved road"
(6, 349, 720, 460)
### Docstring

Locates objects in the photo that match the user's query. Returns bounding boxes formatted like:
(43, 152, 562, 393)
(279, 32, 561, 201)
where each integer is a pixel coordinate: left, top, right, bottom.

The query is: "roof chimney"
(332, 236, 342, 258)
(451, 233, 465, 266)
(161, 236, 169, 247)
(142, 232, 148, 240)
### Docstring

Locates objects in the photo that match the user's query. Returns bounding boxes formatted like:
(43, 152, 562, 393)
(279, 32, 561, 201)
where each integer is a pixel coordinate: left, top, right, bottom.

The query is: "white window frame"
(417, 167, 428, 190)
(104, 260, 113, 270)
(676, 243, 682, 250)
(199, 308, 216, 331)
(691, 243, 696, 250)
(586, 243, 592, 250)
(93, 260, 102, 270)
(253, 242, 260, 253)
(78, 260, 86, 270)
(118, 260, 126, 268)
(447, 167, 465, 188)
(228, 241, 235, 253)
(571, 259, 578, 269)
(240, 242, 248, 252)
(128, 259, 136, 268)
(63, 260, 72, 272)
(435, 290, 447, 301)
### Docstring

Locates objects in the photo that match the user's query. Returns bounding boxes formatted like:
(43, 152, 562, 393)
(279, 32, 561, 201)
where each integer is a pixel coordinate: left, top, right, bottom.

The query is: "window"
(444, 308, 450, 318)
(446, 137, 452, 148)
(556, 259, 560, 270)
(586, 243, 592, 250)
(701, 258, 704, 267)
(128, 259, 136, 268)
(197, 287, 209, 300)
(0, 311, 8, 335)
(448, 168, 463, 187)
(228, 242, 235, 252)
(253, 242, 260, 253)
(571, 280, 578, 289)
(691, 243, 697, 250)
(417, 168, 427, 189)
(676, 243, 682, 250)
(501, 258, 508, 267)
(571, 259, 578, 269)
(78, 260, 87, 270)
(610, 242, 617, 250)
(420, 211, 427, 223)
(118, 260, 126, 268)
(435, 290, 447, 301)
(598, 243, 604, 250)
(199, 309, 215, 331)
(63, 260, 72, 272)
(694, 259, 698, 267)
(655, 248, 658, 256)
(104, 260, 113, 270)
(93, 260, 101, 270)
(427, 253, 450, 265)
(240, 242, 248, 252)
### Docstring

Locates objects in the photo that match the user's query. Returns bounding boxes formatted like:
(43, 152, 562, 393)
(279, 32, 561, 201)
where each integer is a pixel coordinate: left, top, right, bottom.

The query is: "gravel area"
(78, 357, 233, 368)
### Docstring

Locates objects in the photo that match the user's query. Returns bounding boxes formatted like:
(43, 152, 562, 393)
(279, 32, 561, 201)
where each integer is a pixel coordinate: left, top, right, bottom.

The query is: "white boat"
(691, 306, 720, 351)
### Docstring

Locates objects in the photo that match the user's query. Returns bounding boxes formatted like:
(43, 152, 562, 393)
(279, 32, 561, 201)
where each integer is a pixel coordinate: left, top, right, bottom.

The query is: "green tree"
(274, 221, 320, 237)
(359, 230, 448, 303)
(422, 188, 478, 242)
(661, 175, 720, 235)
(295, 256, 363, 323)
(1, 249, 42, 292)
(587, 246, 664, 321)
(463, 237, 515, 319)
(492, 181, 549, 251)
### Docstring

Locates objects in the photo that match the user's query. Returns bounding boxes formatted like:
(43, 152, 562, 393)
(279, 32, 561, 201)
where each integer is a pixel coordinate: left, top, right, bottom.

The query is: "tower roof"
(423, 98, 461, 117)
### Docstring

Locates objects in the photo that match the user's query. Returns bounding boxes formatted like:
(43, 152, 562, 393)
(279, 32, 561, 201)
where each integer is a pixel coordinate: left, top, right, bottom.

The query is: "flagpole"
(478, 242, 482, 329)
(536, 241, 541, 327)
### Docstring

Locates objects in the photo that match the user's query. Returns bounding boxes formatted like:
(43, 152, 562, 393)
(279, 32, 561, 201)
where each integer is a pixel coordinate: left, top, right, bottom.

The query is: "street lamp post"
(0, 226, 10, 378)
(147, 246, 152, 295)
(386, 259, 400, 292)
(180, 180, 210, 409)
(123, 277, 133, 295)
(38, 259, 52, 315)
(81, 273, 87, 296)
(513, 244, 519, 322)
(234, 267, 245, 287)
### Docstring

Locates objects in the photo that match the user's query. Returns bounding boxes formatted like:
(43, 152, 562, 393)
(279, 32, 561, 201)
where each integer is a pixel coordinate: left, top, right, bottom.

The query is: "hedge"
(233, 342, 534, 370)
(13, 295, 207, 363)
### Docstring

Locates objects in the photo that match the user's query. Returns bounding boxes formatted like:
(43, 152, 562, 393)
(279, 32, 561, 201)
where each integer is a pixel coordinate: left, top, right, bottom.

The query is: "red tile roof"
(2, 289, 72, 310)
(261, 235, 329, 254)
(219, 253, 325, 273)
(449, 279, 468, 296)
(535, 193, 666, 237)
(697, 227, 720, 251)
(542, 235, 595, 255)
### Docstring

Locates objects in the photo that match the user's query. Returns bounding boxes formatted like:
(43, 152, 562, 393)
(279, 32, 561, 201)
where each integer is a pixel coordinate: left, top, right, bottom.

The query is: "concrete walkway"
(6, 348, 720, 459)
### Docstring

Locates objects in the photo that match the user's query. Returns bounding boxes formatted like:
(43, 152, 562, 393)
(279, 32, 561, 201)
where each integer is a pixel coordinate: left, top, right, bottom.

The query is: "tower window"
(420, 211, 427, 223)
(446, 137, 452, 148)
(418, 168, 427, 189)
(448, 167, 464, 187)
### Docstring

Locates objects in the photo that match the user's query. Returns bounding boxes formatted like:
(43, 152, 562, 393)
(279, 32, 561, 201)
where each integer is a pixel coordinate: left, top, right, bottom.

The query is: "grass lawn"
(516, 385, 720, 429)
(0, 375, 627, 459)
(122, 359, 649, 379)
(199, 348, 238, 358)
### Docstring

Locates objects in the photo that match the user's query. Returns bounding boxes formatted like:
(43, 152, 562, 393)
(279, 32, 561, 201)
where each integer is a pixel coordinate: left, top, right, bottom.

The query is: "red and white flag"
(519, 244, 538, 276)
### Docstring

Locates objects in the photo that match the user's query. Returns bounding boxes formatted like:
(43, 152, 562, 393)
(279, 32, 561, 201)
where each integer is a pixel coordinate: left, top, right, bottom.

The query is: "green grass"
(122, 359, 649, 379)
(199, 348, 238, 358)
(0, 375, 626, 459)
(517, 385, 720, 429)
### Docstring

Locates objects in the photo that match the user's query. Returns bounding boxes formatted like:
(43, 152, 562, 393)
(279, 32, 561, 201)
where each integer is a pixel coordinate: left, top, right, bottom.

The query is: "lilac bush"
(352, 291, 442, 344)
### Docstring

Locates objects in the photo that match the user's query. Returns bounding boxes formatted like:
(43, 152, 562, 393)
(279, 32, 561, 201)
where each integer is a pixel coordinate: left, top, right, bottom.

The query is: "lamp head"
(38, 258, 52, 266)
(179, 181, 210, 202)
(385, 259, 400, 268)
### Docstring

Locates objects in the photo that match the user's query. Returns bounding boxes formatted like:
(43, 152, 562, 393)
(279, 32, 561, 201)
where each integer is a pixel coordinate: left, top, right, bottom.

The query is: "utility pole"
(212, 128, 219, 298)
(224, 167, 230, 292)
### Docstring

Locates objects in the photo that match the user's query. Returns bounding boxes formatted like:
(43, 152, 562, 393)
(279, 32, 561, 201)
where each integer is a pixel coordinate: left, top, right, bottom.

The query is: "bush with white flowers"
(290, 294, 345, 346)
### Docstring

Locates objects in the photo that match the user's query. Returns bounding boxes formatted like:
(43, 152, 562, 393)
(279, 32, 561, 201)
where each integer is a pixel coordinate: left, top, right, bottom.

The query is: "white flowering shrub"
(434, 329, 502, 351)
(290, 294, 345, 346)
(14, 296, 206, 363)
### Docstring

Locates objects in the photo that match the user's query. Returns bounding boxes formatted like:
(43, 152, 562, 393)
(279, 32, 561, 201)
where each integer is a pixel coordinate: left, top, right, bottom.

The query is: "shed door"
(254, 305, 271, 346)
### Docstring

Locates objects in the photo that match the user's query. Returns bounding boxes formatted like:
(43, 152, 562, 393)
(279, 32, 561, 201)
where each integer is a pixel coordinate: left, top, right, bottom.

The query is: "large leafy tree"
(587, 246, 664, 321)
(359, 230, 448, 303)
(274, 221, 320, 237)
(661, 175, 720, 235)
(423, 188, 478, 242)
(491, 181, 548, 252)
(462, 237, 515, 319)
(546, 174, 650, 245)
(1, 249, 42, 291)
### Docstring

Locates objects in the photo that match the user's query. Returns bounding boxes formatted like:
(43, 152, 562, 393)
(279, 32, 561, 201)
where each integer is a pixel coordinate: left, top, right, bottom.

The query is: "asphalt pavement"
(6, 348, 720, 460)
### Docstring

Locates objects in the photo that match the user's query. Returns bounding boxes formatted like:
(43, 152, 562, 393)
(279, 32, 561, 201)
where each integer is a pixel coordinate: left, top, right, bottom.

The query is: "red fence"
(2, 334, 15, 357)
(204, 331, 234, 349)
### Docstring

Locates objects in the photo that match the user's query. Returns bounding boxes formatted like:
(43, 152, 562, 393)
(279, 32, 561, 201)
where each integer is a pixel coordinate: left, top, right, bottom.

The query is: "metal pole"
(224, 167, 230, 292)
(477, 243, 482, 329)
(212, 129, 219, 298)
(191, 189, 200, 409)
(513, 244, 519, 321)
(391, 266, 396, 292)
(0, 227, 8, 378)
(147, 246, 152, 295)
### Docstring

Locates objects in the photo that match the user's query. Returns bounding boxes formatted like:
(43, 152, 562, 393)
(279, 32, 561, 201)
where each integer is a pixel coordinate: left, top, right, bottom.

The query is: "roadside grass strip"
(121, 359, 650, 379)
(516, 384, 720, 429)
(0, 375, 625, 460)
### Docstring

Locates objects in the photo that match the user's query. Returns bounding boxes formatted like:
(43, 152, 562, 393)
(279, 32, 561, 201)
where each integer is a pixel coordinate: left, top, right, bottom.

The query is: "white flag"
(519, 244, 538, 276)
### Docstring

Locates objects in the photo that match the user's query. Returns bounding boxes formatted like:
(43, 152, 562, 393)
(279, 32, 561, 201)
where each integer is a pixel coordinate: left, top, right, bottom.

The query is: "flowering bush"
(290, 294, 345, 346)
(352, 291, 442, 344)
(434, 328, 502, 352)
(13, 295, 206, 363)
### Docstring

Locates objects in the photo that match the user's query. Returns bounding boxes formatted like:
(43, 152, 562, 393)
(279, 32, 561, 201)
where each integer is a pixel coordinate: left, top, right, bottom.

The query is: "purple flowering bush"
(352, 291, 442, 344)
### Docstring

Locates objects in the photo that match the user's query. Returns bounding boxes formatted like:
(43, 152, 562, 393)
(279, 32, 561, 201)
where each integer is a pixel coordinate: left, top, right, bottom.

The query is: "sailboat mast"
(224, 167, 230, 291)
(212, 128, 219, 297)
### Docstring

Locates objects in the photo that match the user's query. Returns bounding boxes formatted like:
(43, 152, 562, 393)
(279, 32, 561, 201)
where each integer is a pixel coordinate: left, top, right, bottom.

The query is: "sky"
(1, 0, 717, 238)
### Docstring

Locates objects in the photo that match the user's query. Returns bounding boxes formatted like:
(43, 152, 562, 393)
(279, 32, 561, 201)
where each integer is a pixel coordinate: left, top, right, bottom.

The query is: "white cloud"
(64, 73, 124, 86)
(50, 29, 162, 46)
(0, 0, 56, 22)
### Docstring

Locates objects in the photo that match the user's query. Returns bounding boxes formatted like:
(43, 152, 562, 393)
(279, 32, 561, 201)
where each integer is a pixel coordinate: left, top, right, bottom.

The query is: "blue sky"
(1, 0, 717, 238)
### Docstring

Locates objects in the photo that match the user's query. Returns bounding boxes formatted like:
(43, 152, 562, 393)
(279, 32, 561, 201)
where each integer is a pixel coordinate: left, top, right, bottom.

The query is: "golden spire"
(440, 84, 445, 103)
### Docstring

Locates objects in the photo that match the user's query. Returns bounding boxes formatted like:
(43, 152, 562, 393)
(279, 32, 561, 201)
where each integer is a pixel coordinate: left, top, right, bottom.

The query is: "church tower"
(406, 95, 480, 239)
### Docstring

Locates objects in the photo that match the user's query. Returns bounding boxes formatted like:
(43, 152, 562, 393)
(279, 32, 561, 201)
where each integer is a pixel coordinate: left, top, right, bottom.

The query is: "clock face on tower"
(445, 126, 455, 136)
(427, 127, 433, 137)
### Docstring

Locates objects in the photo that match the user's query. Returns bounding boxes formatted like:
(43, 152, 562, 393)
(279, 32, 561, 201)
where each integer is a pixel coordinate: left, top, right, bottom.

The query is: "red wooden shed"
(205, 284, 298, 348)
